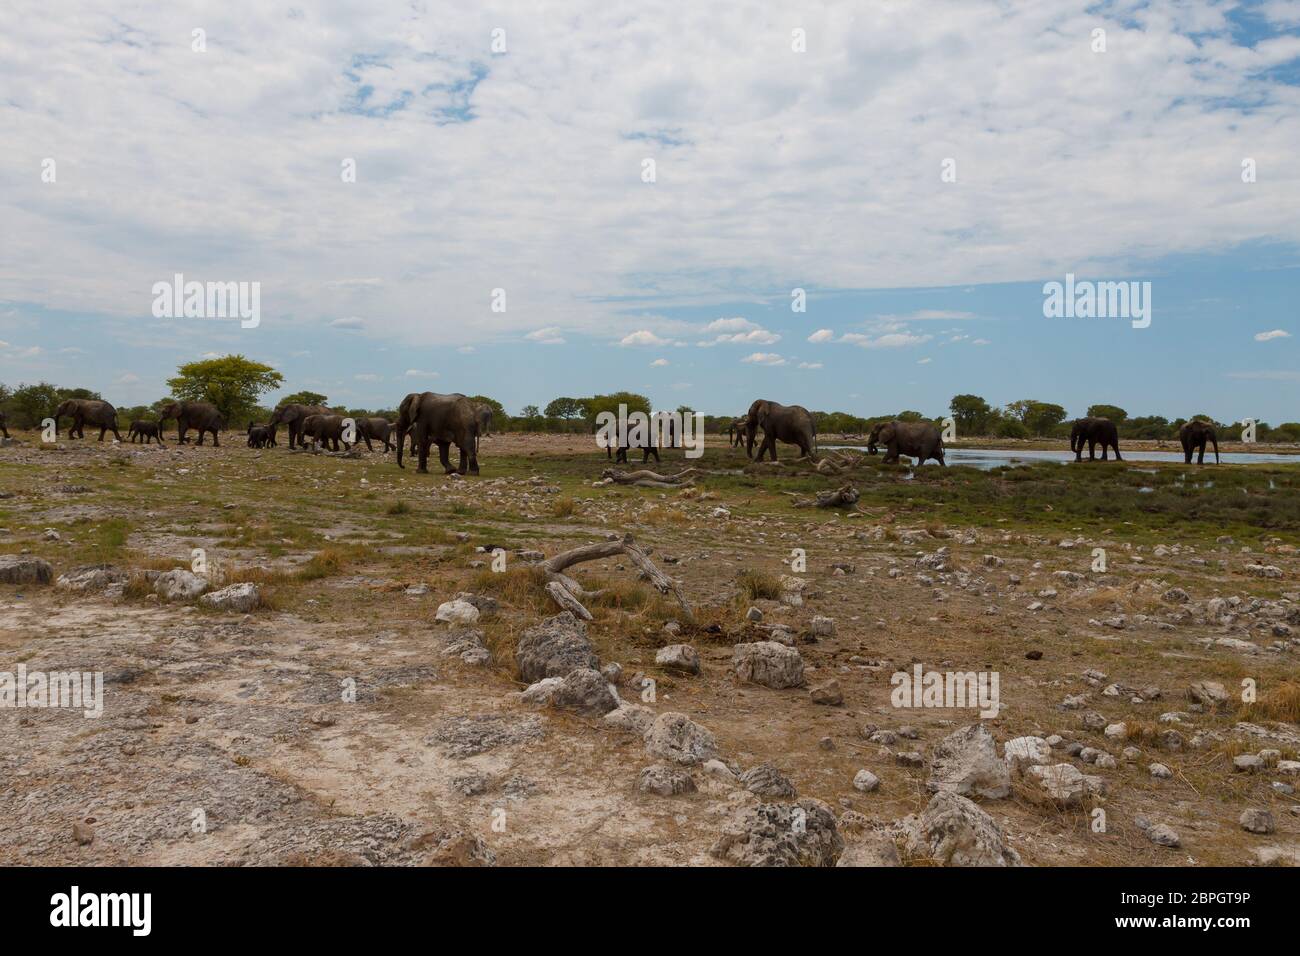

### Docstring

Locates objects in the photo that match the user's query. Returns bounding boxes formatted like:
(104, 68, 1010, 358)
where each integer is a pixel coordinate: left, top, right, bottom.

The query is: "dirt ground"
(1, 430, 1298, 866)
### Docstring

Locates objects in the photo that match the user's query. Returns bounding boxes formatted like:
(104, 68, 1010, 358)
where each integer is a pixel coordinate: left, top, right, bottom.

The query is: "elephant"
(745, 399, 817, 461)
(727, 416, 750, 448)
(0, 411, 8, 439)
(356, 416, 394, 452)
(158, 400, 225, 446)
(1179, 420, 1220, 464)
(128, 420, 164, 444)
(53, 399, 123, 441)
(269, 403, 332, 449)
(867, 420, 946, 466)
(395, 392, 479, 475)
(1070, 417, 1122, 462)
(247, 423, 277, 448)
(300, 414, 353, 452)
(474, 404, 493, 441)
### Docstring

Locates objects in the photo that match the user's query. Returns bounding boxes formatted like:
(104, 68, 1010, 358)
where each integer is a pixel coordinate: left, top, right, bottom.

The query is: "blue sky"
(2, 1, 1298, 421)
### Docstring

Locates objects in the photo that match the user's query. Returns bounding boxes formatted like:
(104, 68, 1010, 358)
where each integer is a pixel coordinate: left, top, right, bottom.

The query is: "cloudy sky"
(2, 0, 1298, 421)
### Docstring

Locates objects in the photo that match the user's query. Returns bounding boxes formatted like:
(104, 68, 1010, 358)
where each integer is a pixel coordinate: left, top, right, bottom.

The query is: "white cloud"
(741, 352, 785, 366)
(650, 357, 669, 366)
(330, 317, 365, 330)
(797, 361, 822, 369)
(404, 368, 439, 377)
(1254, 329, 1291, 342)
(619, 329, 669, 347)
(971, 338, 991, 346)
(1226, 370, 1300, 381)
(840, 332, 933, 349)
(917, 357, 933, 364)
(526, 327, 566, 345)
(457, 346, 476, 354)
(807, 329, 835, 343)
(354, 373, 380, 381)
(704, 317, 756, 333)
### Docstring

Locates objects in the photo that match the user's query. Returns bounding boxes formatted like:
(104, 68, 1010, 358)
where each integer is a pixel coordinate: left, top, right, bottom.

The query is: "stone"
(199, 582, 261, 612)
(1149, 763, 1173, 779)
(853, 769, 880, 793)
(72, 821, 94, 846)
(809, 615, 835, 637)
(899, 791, 1021, 867)
(1240, 809, 1274, 834)
(1234, 754, 1264, 773)
(836, 834, 901, 867)
(709, 798, 844, 867)
(1003, 736, 1051, 770)
(0, 554, 55, 582)
(739, 763, 796, 798)
(602, 704, 656, 735)
(927, 724, 1011, 800)
(1187, 681, 1229, 708)
(514, 612, 599, 683)
(702, 759, 737, 784)
(745, 606, 763, 622)
(643, 712, 719, 766)
(732, 641, 805, 689)
(435, 599, 480, 626)
(1026, 763, 1106, 808)
(1147, 824, 1181, 848)
(655, 644, 701, 675)
(519, 667, 618, 716)
(154, 569, 209, 601)
(1162, 587, 1190, 604)
(55, 564, 129, 593)
(638, 765, 697, 796)
(809, 679, 844, 706)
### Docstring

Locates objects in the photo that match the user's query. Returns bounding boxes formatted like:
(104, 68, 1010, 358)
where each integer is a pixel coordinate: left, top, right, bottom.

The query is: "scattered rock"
(739, 763, 797, 798)
(637, 765, 697, 796)
(899, 791, 1021, 867)
(809, 679, 844, 706)
(1026, 763, 1106, 807)
(927, 724, 1011, 800)
(853, 769, 880, 793)
(1240, 809, 1275, 834)
(514, 612, 599, 683)
(0, 555, 54, 586)
(644, 712, 719, 766)
(199, 582, 261, 612)
(732, 641, 805, 689)
(154, 569, 209, 601)
(710, 798, 844, 867)
(435, 599, 480, 626)
(836, 833, 901, 867)
(655, 644, 701, 675)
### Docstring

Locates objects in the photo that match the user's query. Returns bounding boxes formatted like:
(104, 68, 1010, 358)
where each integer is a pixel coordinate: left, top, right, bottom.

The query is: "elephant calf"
(128, 420, 164, 444)
(867, 420, 946, 466)
(247, 423, 277, 448)
(356, 417, 393, 452)
(300, 414, 352, 452)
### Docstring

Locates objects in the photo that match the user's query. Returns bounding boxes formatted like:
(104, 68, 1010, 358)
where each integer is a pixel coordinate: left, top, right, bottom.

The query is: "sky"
(1, 0, 1298, 422)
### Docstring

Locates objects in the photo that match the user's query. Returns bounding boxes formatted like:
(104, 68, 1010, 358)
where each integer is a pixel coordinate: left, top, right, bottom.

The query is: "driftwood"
(792, 484, 861, 509)
(601, 467, 699, 488)
(537, 533, 693, 621)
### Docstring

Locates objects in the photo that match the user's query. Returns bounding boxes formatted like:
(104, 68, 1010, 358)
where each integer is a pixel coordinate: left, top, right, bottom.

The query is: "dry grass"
(736, 568, 782, 601)
(1241, 680, 1300, 725)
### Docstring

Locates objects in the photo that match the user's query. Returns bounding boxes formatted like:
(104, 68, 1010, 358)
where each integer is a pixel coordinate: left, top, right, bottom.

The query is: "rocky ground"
(1, 431, 1298, 866)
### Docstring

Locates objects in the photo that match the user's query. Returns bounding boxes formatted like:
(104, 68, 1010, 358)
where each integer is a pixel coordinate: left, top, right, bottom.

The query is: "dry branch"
(536, 533, 693, 621)
(792, 484, 861, 509)
(601, 467, 699, 488)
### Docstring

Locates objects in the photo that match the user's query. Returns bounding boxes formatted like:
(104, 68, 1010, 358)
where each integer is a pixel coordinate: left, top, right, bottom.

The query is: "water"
(824, 446, 1299, 470)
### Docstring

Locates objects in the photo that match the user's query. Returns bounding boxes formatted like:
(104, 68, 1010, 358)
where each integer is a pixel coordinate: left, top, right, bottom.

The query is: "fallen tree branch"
(601, 467, 699, 488)
(792, 484, 861, 509)
(537, 533, 693, 621)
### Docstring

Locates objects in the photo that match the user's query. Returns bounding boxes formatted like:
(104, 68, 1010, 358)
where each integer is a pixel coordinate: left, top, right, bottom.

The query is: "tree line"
(2, 356, 1297, 443)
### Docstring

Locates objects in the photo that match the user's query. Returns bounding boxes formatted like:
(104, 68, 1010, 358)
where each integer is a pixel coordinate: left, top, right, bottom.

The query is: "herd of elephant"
(42, 394, 493, 474)
(28, 396, 1225, 473)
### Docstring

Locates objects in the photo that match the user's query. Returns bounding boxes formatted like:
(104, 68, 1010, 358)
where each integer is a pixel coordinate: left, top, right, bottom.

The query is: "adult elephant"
(269, 403, 331, 449)
(158, 400, 225, 446)
(300, 414, 353, 452)
(867, 420, 946, 466)
(474, 404, 493, 441)
(1070, 417, 1122, 462)
(356, 417, 393, 452)
(1179, 420, 1220, 464)
(745, 399, 817, 461)
(395, 392, 479, 475)
(53, 399, 123, 441)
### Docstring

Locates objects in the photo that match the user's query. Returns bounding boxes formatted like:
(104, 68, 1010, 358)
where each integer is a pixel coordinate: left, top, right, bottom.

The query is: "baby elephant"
(247, 423, 277, 448)
(867, 420, 946, 466)
(128, 420, 164, 444)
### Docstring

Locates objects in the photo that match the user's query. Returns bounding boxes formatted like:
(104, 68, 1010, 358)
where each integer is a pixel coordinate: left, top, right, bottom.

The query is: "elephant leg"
(364, 437, 374, 452)
(1197, 442, 1205, 465)
(212, 429, 220, 447)
(1112, 444, 1121, 461)
(457, 445, 468, 475)
(764, 436, 777, 461)
(438, 441, 453, 474)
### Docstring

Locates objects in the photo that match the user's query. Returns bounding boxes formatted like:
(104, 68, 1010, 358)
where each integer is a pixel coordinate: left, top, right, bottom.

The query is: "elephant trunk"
(395, 420, 407, 468)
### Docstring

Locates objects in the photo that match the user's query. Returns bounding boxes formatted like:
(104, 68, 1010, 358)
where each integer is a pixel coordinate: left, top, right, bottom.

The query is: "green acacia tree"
(166, 355, 284, 425)
(280, 390, 328, 407)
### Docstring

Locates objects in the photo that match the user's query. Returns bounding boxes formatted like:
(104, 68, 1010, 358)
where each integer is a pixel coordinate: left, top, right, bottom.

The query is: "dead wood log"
(792, 484, 861, 509)
(537, 533, 693, 621)
(601, 467, 699, 488)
